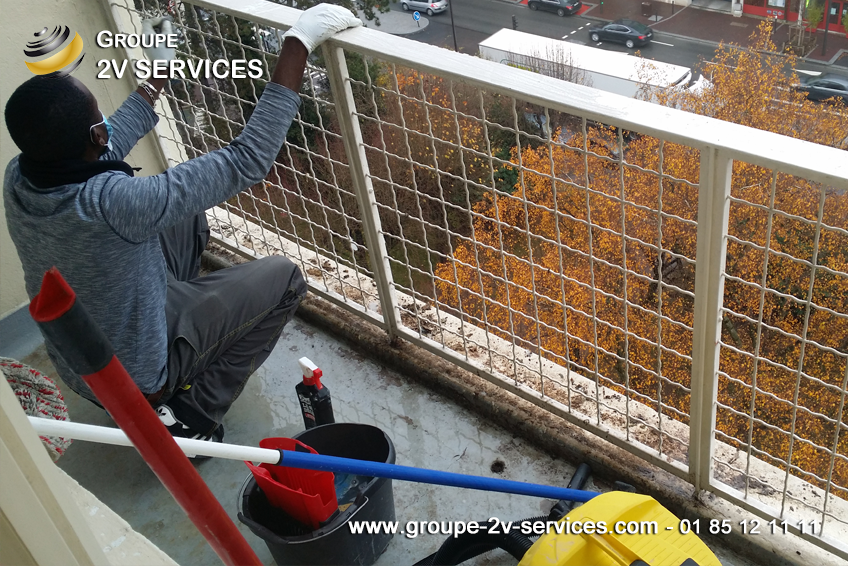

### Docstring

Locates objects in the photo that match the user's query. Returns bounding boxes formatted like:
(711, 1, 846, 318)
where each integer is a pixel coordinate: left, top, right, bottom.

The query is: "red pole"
(30, 267, 261, 566)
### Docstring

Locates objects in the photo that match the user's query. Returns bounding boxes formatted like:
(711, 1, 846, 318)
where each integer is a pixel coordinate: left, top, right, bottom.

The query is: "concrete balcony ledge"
(61, 471, 179, 566)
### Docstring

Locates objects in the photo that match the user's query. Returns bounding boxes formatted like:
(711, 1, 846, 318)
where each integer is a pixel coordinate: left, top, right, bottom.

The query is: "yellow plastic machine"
(519, 492, 720, 566)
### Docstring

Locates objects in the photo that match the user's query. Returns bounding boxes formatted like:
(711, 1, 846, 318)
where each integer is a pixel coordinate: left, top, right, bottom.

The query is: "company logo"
(23, 25, 85, 77)
(95, 30, 264, 81)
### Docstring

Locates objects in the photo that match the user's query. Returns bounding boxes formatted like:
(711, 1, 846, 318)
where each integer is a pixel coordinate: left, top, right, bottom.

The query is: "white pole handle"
(28, 416, 280, 464)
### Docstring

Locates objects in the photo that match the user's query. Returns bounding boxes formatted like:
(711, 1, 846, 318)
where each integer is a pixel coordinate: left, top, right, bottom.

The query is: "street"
(384, 0, 838, 78)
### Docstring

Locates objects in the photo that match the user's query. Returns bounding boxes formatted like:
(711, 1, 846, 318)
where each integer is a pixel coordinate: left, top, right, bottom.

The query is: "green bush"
(805, 3, 824, 29)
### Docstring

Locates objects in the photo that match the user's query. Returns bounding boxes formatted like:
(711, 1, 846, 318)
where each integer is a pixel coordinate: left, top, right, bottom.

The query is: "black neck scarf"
(18, 154, 135, 190)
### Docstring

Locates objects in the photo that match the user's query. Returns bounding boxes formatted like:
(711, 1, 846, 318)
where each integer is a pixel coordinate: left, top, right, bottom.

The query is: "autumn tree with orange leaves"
(435, 21, 848, 495)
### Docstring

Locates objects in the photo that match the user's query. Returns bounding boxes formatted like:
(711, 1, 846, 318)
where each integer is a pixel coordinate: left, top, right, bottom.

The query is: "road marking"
(570, 30, 577, 34)
(652, 40, 674, 47)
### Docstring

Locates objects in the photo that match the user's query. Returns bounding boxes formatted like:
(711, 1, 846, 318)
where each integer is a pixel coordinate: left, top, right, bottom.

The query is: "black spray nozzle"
(548, 462, 592, 521)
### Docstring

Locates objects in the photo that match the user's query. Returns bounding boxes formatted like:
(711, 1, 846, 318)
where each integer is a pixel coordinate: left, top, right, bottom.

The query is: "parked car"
(401, 0, 447, 16)
(528, 0, 582, 17)
(794, 73, 848, 105)
(588, 19, 653, 49)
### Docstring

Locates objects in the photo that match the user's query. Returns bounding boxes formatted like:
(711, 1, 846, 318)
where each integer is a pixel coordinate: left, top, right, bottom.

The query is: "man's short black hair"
(5, 75, 95, 162)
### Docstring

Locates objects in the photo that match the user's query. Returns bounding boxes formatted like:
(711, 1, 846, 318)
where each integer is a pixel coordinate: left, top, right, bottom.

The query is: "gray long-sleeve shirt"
(5, 83, 301, 401)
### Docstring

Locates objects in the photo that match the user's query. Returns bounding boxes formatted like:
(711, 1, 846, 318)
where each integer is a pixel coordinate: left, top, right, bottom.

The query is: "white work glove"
(141, 17, 176, 61)
(282, 4, 362, 55)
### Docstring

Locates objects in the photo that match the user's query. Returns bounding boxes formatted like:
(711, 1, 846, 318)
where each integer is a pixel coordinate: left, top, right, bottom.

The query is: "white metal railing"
(112, 0, 848, 558)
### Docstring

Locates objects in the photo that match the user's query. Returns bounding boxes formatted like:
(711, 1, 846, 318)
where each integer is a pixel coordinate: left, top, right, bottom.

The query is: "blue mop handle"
(277, 450, 598, 503)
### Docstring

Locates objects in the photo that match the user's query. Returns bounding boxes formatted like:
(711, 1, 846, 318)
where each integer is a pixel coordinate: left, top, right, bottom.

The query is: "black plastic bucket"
(238, 423, 396, 566)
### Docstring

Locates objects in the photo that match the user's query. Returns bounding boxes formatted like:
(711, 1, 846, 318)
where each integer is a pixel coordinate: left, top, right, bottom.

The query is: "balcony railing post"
(322, 44, 400, 338)
(689, 147, 732, 493)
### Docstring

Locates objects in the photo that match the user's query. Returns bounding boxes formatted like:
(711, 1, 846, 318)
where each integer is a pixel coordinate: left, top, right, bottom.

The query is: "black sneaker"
(155, 404, 223, 459)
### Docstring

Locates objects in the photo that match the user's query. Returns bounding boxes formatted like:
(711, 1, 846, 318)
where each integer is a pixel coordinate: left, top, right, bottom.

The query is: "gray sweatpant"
(157, 214, 307, 437)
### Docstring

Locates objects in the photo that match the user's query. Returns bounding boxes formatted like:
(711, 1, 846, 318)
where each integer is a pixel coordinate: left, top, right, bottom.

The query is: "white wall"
(0, 0, 166, 317)
(0, 377, 109, 566)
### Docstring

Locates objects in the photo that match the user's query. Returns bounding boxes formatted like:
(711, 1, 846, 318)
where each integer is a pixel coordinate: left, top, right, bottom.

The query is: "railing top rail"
(180, 0, 848, 187)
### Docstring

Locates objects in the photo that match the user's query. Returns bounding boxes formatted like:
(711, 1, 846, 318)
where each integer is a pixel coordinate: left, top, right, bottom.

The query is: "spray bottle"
(296, 357, 335, 430)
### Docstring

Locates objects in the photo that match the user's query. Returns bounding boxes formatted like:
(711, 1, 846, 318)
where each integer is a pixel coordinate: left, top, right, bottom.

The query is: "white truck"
(478, 29, 693, 100)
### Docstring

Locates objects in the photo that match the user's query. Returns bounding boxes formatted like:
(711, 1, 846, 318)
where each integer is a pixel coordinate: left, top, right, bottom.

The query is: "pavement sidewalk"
(356, 7, 430, 35)
(509, 0, 848, 66)
(571, 0, 848, 65)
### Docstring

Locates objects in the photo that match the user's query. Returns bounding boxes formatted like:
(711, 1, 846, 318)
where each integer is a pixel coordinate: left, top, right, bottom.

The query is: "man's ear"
(90, 124, 108, 149)
(82, 122, 108, 161)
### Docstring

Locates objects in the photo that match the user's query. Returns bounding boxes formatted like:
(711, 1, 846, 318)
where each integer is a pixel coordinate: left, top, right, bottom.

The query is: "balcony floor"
(8, 304, 757, 566)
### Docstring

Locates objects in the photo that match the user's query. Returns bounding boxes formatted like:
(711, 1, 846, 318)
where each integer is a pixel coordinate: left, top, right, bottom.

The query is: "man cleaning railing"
(4, 4, 361, 451)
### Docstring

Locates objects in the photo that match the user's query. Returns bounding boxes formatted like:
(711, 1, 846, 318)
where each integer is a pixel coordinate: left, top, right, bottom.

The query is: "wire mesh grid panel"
(120, 0, 382, 318)
(345, 57, 703, 468)
(717, 162, 848, 538)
